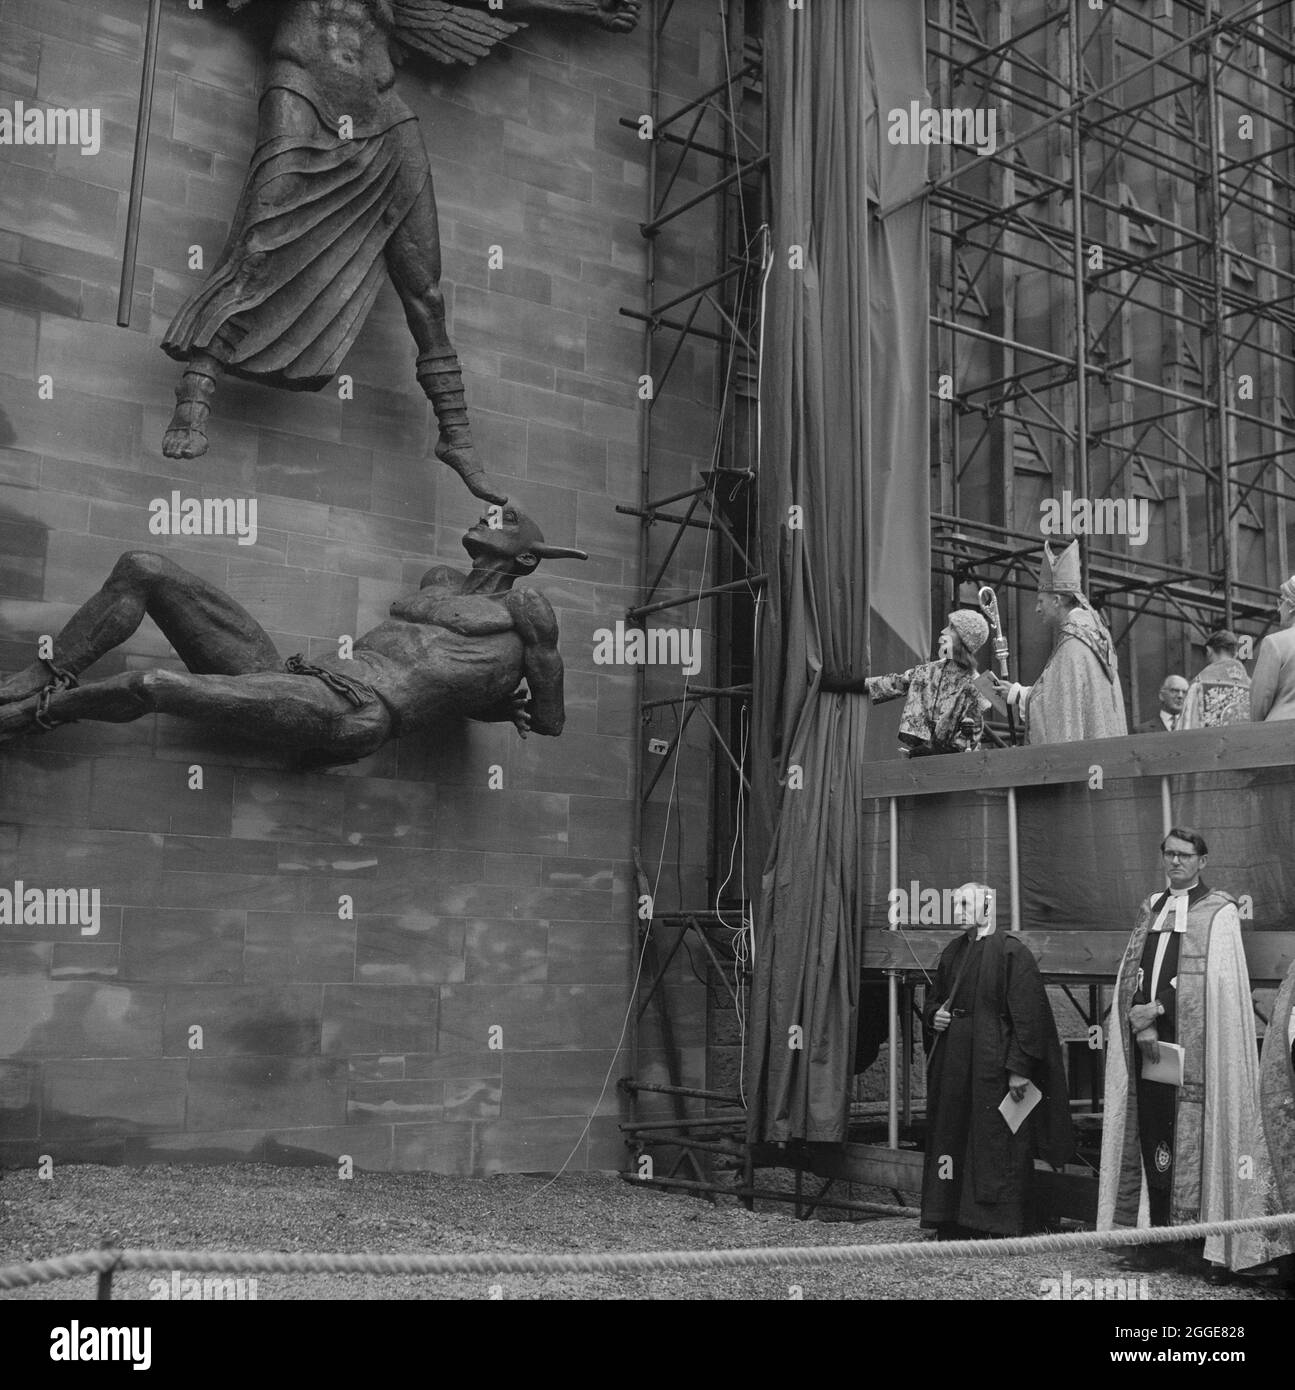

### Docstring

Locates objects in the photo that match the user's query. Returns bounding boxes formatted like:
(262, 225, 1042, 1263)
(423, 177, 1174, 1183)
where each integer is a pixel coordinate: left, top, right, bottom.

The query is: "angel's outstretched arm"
(394, 0, 639, 57)
(391, 0, 524, 63)
(465, 0, 640, 30)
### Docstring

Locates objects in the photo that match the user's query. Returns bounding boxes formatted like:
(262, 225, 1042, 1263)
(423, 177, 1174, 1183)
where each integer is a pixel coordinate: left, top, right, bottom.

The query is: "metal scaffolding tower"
(616, 0, 767, 1193)
(620, 0, 1295, 1215)
(920, 0, 1295, 719)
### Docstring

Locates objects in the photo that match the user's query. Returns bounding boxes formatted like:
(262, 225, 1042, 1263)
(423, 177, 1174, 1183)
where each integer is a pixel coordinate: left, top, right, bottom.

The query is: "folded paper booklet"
(972, 671, 1009, 716)
(1141, 1041, 1184, 1086)
(998, 1080, 1042, 1134)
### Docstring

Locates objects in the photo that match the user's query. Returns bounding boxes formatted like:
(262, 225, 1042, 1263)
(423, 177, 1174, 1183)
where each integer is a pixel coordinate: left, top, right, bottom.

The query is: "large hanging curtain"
(745, 0, 930, 1143)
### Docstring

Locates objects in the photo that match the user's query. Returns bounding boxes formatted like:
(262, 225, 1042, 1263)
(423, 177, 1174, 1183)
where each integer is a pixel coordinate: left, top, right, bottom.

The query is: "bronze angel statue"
(160, 0, 641, 505)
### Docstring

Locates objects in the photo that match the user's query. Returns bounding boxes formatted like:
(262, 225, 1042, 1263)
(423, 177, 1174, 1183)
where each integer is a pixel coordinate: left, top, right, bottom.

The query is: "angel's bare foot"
(434, 438, 508, 506)
(162, 360, 218, 459)
(162, 400, 211, 459)
(597, 0, 640, 31)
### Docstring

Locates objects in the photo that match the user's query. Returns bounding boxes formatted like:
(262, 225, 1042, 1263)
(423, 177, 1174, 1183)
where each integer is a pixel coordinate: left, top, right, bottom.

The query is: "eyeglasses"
(1162, 850, 1199, 862)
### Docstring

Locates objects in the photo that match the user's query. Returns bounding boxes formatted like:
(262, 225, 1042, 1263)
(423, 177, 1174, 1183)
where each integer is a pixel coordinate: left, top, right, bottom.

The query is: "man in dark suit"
(1135, 674, 1187, 732)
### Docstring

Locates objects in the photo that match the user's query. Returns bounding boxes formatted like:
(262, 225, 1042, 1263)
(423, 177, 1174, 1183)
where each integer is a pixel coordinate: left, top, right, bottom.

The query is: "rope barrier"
(1, 1212, 1291, 1292)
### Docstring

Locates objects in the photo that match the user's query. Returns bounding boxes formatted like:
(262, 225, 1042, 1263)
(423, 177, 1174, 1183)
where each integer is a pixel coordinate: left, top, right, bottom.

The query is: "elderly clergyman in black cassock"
(921, 884, 1072, 1240)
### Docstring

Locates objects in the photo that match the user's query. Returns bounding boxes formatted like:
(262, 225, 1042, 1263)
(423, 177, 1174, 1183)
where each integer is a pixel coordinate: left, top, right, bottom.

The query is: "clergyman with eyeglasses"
(1097, 828, 1273, 1283)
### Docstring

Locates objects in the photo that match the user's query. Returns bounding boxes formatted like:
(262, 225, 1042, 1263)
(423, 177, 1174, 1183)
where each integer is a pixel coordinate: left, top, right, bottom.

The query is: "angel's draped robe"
(163, 6, 431, 387)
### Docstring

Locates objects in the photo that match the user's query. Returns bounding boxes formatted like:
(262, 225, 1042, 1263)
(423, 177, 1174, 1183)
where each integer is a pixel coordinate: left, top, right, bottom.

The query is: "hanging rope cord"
(3, 1213, 1293, 1291)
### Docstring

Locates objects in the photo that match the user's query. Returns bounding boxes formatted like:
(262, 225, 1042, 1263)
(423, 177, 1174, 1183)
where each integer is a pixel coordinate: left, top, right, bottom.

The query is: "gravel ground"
(0, 1165, 1285, 1301)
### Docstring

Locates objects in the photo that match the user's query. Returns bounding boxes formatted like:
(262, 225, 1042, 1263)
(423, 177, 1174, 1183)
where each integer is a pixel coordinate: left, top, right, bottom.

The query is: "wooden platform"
(856, 723, 1295, 987)
(862, 927, 1295, 986)
(858, 723, 1295, 798)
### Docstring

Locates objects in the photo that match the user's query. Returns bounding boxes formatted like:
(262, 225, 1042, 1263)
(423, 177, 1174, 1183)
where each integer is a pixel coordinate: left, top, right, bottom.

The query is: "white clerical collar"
(1152, 880, 1197, 933)
(973, 922, 995, 940)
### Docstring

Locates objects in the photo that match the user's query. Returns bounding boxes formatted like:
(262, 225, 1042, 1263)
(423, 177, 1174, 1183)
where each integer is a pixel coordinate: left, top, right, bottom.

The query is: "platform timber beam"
(857, 725, 1295, 798)
(748, 1141, 924, 1196)
(860, 928, 1295, 986)
(747, 1142, 1098, 1224)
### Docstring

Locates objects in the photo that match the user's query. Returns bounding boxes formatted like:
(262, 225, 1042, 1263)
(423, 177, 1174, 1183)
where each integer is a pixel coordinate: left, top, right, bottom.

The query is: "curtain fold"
(746, 0, 929, 1143)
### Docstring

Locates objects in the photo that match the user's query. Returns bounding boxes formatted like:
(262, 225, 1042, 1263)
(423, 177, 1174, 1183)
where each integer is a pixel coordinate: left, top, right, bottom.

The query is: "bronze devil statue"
(0, 508, 586, 765)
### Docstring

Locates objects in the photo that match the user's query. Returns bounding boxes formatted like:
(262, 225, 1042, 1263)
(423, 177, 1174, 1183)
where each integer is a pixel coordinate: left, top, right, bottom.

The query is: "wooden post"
(1007, 786, 1021, 930)
(96, 1240, 119, 1300)
(901, 981, 913, 1130)
(887, 797, 900, 1148)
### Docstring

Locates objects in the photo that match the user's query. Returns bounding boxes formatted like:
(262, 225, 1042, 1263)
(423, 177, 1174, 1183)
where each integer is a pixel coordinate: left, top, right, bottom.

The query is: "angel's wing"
(391, 1, 525, 65)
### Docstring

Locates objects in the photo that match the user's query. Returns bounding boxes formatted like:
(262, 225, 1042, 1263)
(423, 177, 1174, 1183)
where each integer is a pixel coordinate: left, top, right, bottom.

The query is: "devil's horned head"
(462, 506, 588, 576)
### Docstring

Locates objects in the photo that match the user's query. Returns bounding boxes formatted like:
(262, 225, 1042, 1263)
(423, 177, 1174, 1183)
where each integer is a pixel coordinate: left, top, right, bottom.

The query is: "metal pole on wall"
(887, 797, 900, 1148)
(118, 0, 164, 326)
(1161, 775, 1173, 838)
(627, 0, 662, 1132)
(1202, 0, 1236, 629)
(1068, 0, 1091, 595)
